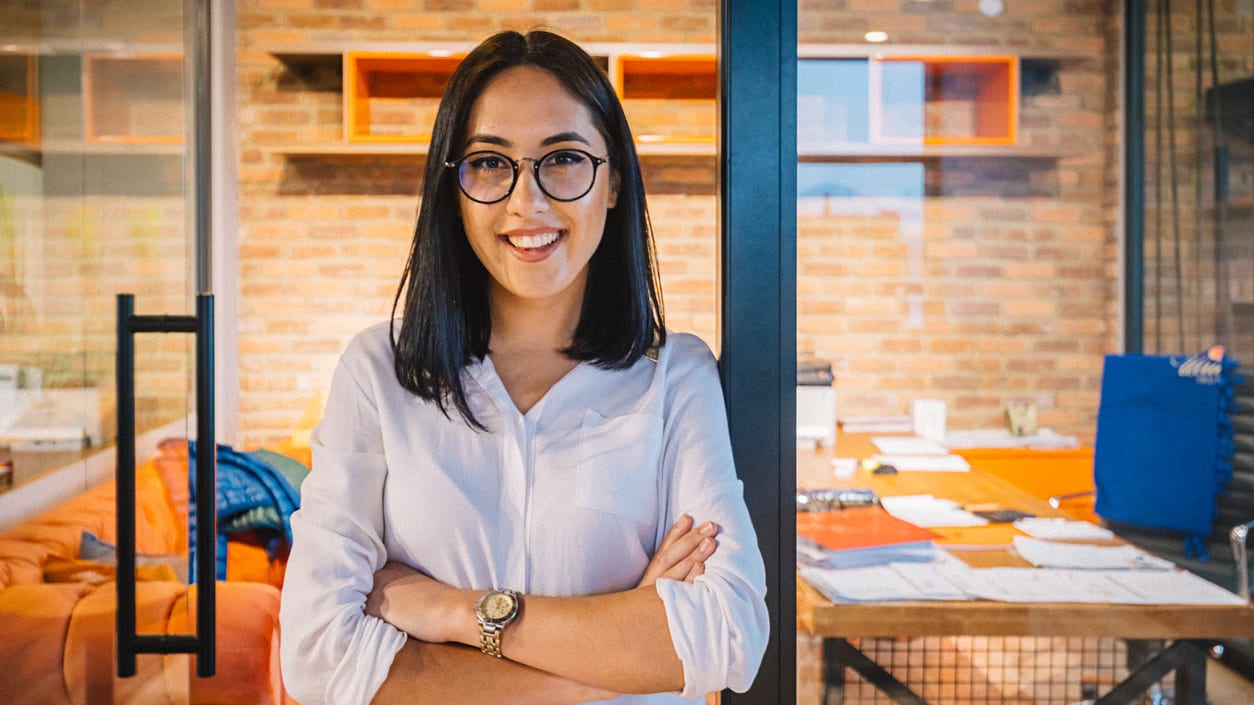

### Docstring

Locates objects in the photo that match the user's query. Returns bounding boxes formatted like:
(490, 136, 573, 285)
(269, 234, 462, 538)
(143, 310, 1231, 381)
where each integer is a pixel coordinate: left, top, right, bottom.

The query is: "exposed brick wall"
(0, 1, 1144, 451)
(234, 0, 1133, 446)
(0, 191, 191, 437)
(793, 1, 1121, 441)
(234, 0, 720, 446)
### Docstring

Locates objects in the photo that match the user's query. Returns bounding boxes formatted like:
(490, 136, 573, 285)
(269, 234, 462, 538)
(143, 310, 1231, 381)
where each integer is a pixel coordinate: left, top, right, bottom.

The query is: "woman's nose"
(506, 162, 549, 214)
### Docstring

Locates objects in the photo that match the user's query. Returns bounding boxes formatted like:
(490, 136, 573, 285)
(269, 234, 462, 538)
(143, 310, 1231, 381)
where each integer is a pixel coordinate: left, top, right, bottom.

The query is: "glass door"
(0, 1, 209, 702)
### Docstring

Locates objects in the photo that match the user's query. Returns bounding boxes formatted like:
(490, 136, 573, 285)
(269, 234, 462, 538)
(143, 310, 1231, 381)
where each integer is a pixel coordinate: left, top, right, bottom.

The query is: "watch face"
(481, 591, 516, 621)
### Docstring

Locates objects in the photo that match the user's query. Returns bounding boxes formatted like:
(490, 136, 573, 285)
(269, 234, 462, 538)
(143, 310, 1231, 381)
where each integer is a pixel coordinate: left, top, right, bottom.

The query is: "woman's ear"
(608, 169, 620, 209)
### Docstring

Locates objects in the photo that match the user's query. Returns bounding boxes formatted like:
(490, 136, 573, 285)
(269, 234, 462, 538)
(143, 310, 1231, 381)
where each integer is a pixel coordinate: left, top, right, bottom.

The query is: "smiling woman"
(453, 64, 618, 341)
(277, 29, 769, 705)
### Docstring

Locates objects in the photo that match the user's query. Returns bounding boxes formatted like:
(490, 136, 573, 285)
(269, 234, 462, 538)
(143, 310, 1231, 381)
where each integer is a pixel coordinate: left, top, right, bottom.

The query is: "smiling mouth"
(501, 230, 564, 252)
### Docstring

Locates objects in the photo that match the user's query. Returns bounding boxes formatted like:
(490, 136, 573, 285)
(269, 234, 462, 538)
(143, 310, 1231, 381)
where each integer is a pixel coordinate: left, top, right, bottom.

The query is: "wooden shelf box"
(344, 52, 463, 143)
(612, 53, 717, 147)
(84, 53, 184, 144)
(0, 54, 39, 144)
(872, 55, 1018, 146)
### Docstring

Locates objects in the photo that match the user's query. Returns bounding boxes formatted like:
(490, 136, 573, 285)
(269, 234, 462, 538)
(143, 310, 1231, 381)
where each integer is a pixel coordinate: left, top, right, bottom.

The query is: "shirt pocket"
(576, 409, 663, 528)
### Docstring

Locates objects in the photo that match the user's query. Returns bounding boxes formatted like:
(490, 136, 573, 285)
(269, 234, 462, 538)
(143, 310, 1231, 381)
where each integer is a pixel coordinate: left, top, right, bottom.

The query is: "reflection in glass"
(0, 4, 192, 495)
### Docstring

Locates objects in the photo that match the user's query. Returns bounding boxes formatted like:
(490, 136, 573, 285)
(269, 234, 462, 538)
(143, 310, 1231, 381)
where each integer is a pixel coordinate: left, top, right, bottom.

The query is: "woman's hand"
(365, 562, 473, 645)
(636, 514, 719, 588)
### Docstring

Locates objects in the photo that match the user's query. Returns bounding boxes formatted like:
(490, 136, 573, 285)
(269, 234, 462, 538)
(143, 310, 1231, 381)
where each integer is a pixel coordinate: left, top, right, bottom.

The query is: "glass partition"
(1137, 0, 1253, 363)
(0, 2, 195, 521)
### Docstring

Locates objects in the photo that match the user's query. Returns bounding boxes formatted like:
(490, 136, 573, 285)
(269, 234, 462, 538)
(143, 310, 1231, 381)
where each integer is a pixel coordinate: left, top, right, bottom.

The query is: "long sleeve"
(653, 335, 770, 698)
(279, 337, 408, 705)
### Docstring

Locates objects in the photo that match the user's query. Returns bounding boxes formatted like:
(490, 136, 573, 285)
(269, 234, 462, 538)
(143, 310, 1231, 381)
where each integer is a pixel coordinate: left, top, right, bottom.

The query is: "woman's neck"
(486, 282, 584, 355)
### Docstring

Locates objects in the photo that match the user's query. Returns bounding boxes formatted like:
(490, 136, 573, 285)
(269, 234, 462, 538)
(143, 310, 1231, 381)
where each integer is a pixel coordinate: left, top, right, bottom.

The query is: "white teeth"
(506, 231, 560, 249)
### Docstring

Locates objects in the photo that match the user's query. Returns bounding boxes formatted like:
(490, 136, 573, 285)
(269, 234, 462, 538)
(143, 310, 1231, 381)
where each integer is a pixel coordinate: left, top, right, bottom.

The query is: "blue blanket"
(187, 442, 303, 582)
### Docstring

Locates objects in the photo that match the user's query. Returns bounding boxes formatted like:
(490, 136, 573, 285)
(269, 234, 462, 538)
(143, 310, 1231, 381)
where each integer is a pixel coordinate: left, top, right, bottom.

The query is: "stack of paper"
(801, 558, 973, 603)
(870, 436, 972, 472)
(943, 427, 1080, 449)
(1011, 536, 1175, 570)
(802, 562, 1248, 605)
(1014, 517, 1114, 541)
(840, 415, 914, 434)
(879, 494, 989, 528)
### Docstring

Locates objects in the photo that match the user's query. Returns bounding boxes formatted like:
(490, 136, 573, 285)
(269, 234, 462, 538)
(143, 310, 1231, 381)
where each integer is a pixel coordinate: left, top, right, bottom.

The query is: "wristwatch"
(474, 588, 521, 657)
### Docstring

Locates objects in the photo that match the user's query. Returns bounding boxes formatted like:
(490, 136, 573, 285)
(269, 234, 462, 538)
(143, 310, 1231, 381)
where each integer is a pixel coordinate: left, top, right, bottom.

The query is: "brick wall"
(234, 0, 720, 445)
(234, 0, 1129, 447)
(793, 1, 1122, 441)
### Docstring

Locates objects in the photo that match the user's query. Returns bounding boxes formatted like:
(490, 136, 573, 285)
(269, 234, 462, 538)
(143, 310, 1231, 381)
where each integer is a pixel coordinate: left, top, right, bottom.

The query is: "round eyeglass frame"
(443, 148, 611, 204)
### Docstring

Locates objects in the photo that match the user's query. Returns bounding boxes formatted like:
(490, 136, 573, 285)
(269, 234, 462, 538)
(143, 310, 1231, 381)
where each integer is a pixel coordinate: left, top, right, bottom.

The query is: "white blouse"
(279, 322, 769, 705)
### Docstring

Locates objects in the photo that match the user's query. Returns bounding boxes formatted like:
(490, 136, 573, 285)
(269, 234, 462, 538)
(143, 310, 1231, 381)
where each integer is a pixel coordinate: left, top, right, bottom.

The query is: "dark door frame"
(718, 1, 797, 703)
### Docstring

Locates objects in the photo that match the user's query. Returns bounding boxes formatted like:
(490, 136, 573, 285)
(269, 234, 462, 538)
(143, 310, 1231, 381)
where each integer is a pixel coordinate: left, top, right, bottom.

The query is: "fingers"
(653, 516, 720, 583)
(661, 535, 717, 584)
(637, 515, 722, 588)
(656, 513, 695, 552)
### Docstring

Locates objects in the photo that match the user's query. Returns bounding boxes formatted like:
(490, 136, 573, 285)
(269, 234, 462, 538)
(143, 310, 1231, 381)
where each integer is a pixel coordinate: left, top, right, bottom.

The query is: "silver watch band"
(480, 622, 505, 657)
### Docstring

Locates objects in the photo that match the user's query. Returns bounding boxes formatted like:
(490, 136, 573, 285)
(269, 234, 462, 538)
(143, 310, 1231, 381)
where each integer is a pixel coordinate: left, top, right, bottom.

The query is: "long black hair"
(390, 29, 666, 429)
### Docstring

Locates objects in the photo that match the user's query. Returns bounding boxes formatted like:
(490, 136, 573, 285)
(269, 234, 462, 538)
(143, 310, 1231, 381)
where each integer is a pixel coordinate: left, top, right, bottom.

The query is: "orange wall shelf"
(83, 53, 184, 144)
(872, 55, 1019, 146)
(0, 54, 39, 144)
(344, 52, 464, 143)
(318, 48, 716, 153)
(613, 53, 717, 147)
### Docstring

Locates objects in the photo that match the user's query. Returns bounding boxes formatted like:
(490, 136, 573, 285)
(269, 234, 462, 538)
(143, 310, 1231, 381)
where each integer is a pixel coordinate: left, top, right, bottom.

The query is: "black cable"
(1153, 0, 1163, 351)
(1194, 0, 1205, 336)
(1154, 0, 1167, 352)
(1206, 0, 1230, 343)
(1164, 0, 1186, 352)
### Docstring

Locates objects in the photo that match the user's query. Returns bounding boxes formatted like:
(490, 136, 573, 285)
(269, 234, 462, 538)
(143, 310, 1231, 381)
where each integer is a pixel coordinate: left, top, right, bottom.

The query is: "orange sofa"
(0, 438, 296, 705)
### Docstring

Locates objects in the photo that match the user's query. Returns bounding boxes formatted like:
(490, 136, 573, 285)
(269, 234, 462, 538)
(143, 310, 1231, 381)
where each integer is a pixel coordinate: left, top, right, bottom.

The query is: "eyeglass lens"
(455, 149, 602, 203)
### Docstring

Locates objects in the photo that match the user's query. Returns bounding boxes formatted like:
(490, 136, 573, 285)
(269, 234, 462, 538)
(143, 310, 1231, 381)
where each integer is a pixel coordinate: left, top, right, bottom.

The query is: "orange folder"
(797, 506, 939, 552)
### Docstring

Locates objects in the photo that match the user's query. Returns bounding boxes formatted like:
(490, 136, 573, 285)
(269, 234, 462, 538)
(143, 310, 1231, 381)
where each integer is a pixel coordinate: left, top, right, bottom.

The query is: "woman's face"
(456, 65, 618, 311)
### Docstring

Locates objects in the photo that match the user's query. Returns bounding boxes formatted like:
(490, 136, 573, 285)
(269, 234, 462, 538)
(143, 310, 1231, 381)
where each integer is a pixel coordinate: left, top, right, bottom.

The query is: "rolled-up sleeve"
(653, 336, 770, 698)
(279, 342, 408, 705)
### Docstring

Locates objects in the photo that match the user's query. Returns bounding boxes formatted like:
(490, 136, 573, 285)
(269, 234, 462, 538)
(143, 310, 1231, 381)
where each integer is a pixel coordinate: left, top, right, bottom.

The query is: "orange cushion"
(0, 582, 95, 705)
(63, 580, 186, 705)
(0, 537, 54, 587)
(170, 582, 286, 705)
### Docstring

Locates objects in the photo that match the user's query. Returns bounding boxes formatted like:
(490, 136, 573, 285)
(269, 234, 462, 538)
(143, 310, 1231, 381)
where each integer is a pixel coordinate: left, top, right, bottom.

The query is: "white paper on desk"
(1014, 517, 1114, 541)
(890, 561, 973, 600)
(1106, 569, 1249, 606)
(1012, 536, 1175, 570)
(841, 415, 914, 434)
(880, 494, 989, 527)
(966, 567, 1249, 605)
(942, 427, 1079, 450)
(871, 436, 948, 456)
(800, 559, 972, 603)
(801, 565, 920, 602)
(873, 454, 971, 472)
(965, 568, 1151, 603)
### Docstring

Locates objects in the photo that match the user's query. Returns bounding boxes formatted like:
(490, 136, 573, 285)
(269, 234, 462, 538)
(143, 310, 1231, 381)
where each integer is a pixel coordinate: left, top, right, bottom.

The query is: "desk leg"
(1095, 640, 1208, 705)
(824, 638, 931, 705)
(1173, 640, 1207, 705)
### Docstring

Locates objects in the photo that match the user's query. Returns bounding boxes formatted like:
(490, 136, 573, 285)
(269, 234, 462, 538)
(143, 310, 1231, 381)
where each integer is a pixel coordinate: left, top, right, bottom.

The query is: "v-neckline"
(476, 354, 585, 422)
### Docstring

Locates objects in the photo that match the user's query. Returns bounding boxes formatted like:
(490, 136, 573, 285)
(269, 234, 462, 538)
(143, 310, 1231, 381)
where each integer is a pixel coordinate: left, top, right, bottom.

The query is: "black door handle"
(115, 292, 216, 677)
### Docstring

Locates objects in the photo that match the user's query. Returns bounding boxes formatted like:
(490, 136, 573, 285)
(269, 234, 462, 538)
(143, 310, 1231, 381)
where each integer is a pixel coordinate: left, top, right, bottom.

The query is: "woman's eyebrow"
(463, 131, 592, 149)
(540, 131, 591, 147)
(464, 134, 511, 148)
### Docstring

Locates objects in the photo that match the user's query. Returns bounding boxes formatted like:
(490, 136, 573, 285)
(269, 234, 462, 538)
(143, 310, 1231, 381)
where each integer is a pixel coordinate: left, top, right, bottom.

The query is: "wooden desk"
(797, 436, 1254, 705)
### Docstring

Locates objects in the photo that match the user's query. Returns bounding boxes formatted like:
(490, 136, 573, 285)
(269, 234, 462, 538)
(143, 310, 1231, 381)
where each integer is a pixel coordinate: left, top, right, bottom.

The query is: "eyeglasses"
(444, 148, 610, 204)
